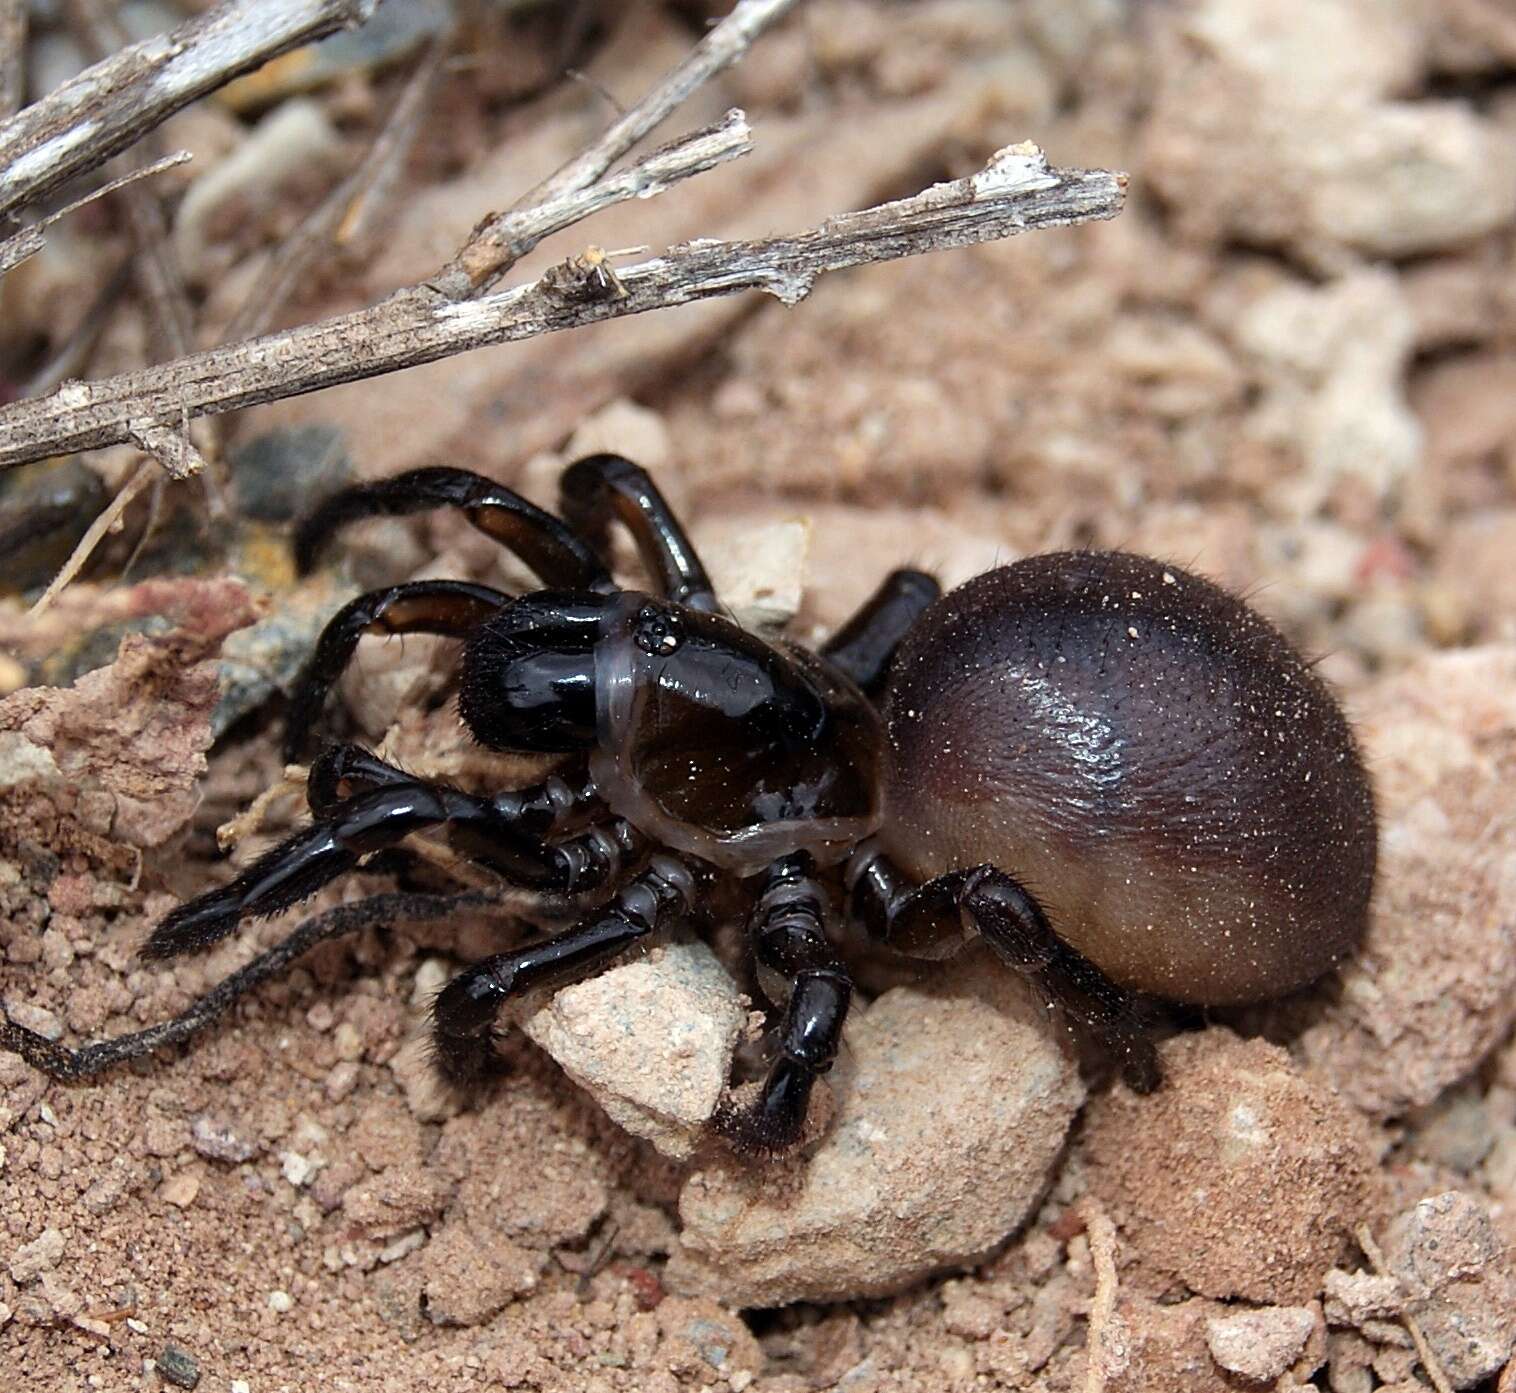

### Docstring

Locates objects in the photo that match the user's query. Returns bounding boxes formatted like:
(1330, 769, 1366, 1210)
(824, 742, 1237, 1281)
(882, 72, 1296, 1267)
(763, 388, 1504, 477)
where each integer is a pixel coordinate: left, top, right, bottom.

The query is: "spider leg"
(430, 853, 696, 1083)
(295, 466, 611, 589)
(712, 854, 852, 1155)
(0, 891, 494, 1081)
(848, 846, 1161, 1092)
(304, 742, 595, 824)
(286, 580, 511, 761)
(821, 569, 941, 697)
(558, 453, 719, 612)
(144, 765, 638, 961)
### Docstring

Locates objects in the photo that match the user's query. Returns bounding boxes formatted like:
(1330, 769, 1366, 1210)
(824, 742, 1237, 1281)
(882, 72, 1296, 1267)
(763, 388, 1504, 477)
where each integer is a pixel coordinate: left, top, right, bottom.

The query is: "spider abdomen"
(879, 552, 1377, 1006)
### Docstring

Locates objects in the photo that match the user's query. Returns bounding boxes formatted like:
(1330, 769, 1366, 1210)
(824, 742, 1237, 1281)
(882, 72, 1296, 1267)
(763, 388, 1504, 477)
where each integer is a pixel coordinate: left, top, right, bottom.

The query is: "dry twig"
(0, 149, 190, 277)
(1356, 1223, 1455, 1393)
(435, 0, 800, 298)
(220, 39, 446, 345)
(64, 0, 197, 360)
(0, 0, 377, 222)
(26, 459, 155, 615)
(0, 142, 1124, 471)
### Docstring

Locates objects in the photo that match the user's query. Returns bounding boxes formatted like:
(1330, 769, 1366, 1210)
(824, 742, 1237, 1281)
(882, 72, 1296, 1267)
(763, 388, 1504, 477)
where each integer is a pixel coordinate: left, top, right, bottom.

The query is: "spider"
(0, 454, 1378, 1153)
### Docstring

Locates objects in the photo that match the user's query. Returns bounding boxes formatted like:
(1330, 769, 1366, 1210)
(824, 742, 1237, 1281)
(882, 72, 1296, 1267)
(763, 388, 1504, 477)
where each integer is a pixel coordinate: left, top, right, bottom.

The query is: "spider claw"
(709, 1060, 816, 1158)
(1118, 1038, 1163, 1094)
(140, 889, 243, 960)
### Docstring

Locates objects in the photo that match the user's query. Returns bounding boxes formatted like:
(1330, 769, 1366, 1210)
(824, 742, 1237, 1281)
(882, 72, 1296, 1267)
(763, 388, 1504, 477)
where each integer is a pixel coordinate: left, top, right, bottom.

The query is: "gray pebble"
(229, 424, 351, 524)
(157, 1344, 201, 1390)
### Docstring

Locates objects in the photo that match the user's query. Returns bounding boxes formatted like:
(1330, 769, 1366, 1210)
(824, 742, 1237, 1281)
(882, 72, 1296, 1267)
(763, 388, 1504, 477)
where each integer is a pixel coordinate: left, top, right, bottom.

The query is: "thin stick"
(433, 0, 799, 298)
(0, 142, 1124, 472)
(28, 458, 154, 615)
(219, 40, 445, 345)
(0, 0, 377, 222)
(1356, 1223, 1455, 1393)
(65, 0, 196, 360)
(1079, 1198, 1120, 1393)
(0, 148, 191, 278)
(0, 0, 24, 123)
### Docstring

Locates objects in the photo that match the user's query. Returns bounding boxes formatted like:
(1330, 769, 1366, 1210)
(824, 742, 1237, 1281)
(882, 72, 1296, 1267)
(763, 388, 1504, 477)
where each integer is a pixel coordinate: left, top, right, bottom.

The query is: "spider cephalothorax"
(0, 455, 1378, 1155)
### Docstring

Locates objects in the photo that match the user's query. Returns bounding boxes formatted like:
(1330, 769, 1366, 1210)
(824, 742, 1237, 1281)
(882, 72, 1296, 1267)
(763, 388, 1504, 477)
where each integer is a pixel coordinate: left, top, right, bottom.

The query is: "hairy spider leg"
(294, 466, 612, 588)
(821, 568, 941, 697)
(558, 453, 720, 612)
(430, 853, 697, 1082)
(713, 854, 854, 1155)
(848, 848, 1162, 1092)
(285, 580, 512, 761)
(0, 891, 497, 1081)
(143, 766, 642, 961)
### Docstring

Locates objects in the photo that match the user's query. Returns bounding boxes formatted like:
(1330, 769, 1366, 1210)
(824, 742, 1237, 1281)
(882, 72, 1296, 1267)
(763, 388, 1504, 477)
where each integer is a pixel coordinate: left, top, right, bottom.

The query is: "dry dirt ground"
(2, 2, 1516, 1390)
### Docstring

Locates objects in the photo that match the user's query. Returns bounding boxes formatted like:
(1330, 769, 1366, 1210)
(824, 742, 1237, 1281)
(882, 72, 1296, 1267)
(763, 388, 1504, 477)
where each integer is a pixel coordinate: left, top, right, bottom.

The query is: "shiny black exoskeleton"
(0, 456, 1377, 1155)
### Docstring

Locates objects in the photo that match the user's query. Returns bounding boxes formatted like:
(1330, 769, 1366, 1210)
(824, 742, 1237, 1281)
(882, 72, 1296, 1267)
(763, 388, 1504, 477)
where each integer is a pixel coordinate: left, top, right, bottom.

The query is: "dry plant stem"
(0, 148, 190, 277)
(65, 0, 196, 361)
(27, 459, 154, 615)
(0, 143, 1123, 471)
(1079, 1198, 1119, 1393)
(1355, 1223, 1455, 1393)
(129, 419, 207, 481)
(31, 417, 200, 615)
(220, 40, 445, 346)
(434, 0, 799, 297)
(0, 0, 25, 123)
(216, 768, 309, 854)
(0, 0, 378, 222)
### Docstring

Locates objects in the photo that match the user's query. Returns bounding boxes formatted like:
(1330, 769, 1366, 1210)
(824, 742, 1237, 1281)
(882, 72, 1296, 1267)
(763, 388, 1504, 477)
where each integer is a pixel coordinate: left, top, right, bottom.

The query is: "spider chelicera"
(1, 454, 1376, 1154)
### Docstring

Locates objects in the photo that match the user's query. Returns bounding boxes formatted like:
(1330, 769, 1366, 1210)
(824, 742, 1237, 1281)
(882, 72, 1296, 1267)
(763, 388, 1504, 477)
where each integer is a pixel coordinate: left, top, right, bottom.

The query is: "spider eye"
(634, 606, 682, 656)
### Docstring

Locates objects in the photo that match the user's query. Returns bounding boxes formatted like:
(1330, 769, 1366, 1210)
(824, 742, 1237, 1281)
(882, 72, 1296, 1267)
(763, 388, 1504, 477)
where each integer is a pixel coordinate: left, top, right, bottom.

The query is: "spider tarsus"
(429, 964, 511, 1083)
(140, 890, 243, 960)
(1118, 1039, 1163, 1094)
(709, 1060, 816, 1157)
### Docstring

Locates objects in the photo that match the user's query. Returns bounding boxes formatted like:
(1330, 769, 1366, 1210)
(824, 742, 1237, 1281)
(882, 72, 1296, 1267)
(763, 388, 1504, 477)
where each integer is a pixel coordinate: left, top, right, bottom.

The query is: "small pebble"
(9, 1225, 65, 1283)
(191, 1115, 259, 1163)
(80, 1170, 126, 1212)
(281, 1152, 315, 1187)
(378, 1228, 426, 1264)
(160, 1170, 201, 1209)
(157, 1344, 201, 1390)
(411, 958, 450, 1007)
(229, 425, 351, 523)
(2, 1001, 61, 1041)
(268, 1290, 294, 1314)
(305, 1001, 336, 1033)
(1206, 1305, 1317, 1381)
(333, 1021, 363, 1062)
(325, 1061, 360, 1102)
(1384, 1190, 1516, 1386)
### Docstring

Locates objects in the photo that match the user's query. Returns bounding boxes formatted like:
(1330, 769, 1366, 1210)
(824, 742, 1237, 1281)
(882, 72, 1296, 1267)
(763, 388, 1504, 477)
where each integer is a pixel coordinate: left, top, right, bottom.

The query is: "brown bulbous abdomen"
(879, 552, 1377, 1006)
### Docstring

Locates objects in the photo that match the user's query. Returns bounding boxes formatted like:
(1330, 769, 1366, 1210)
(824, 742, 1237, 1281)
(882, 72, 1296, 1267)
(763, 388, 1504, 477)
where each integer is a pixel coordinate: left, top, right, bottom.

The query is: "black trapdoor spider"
(1, 454, 1376, 1154)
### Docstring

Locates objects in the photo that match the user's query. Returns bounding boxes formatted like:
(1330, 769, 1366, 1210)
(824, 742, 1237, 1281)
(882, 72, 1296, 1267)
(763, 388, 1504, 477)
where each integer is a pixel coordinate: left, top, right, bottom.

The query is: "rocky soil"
(2, 2, 1516, 1390)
